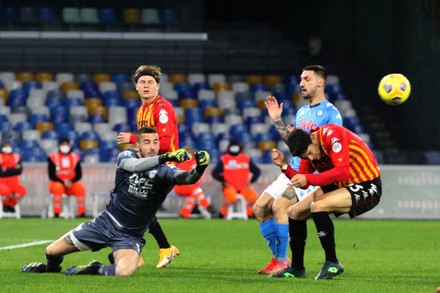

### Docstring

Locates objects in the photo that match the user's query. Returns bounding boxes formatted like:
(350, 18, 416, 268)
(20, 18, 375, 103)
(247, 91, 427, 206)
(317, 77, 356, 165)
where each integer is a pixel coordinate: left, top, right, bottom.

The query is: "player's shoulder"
(117, 149, 138, 161)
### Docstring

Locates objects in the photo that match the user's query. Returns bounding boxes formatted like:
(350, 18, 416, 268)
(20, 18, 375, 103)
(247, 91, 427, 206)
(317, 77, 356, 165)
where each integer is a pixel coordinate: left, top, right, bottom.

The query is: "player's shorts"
(69, 211, 146, 254)
(322, 177, 382, 218)
(263, 173, 318, 201)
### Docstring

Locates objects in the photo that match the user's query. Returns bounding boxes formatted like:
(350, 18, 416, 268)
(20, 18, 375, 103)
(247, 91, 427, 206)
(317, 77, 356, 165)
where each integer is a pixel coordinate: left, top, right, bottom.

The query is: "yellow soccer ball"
(377, 73, 411, 106)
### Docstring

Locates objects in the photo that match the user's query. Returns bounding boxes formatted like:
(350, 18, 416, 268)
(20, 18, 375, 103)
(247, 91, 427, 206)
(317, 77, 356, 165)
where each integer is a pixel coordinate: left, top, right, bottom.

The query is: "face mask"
(229, 145, 240, 154)
(2, 146, 12, 154)
(60, 145, 71, 154)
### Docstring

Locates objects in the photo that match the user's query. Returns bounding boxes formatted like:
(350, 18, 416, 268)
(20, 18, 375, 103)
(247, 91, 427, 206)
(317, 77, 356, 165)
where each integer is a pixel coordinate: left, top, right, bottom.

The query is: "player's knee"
(115, 263, 137, 276)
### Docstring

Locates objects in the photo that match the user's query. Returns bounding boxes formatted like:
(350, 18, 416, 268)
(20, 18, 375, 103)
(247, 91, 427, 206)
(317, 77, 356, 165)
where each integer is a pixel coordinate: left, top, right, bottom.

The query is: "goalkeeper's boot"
(22, 262, 61, 273)
(157, 245, 180, 268)
(315, 261, 344, 280)
(66, 261, 102, 275)
(269, 266, 306, 278)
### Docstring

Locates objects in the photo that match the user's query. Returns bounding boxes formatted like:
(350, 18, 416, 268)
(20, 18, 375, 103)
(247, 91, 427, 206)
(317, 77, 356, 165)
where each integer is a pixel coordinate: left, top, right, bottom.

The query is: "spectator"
(173, 145, 216, 219)
(48, 138, 86, 218)
(212, 140, 261, 218)
(0, 141, 26, 213)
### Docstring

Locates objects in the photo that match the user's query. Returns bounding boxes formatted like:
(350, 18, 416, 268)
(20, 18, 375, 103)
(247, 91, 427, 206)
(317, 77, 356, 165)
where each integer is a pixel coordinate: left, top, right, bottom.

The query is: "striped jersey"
(299, 124, 380, 188)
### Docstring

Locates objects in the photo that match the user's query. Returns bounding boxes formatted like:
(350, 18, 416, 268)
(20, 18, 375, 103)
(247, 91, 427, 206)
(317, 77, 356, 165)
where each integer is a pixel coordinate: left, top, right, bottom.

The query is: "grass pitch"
(0, 218, 438, 293)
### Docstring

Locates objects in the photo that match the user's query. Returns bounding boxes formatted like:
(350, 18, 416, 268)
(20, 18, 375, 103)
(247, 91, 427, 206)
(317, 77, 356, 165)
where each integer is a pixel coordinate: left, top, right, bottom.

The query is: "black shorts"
(322, 177, 382, 218)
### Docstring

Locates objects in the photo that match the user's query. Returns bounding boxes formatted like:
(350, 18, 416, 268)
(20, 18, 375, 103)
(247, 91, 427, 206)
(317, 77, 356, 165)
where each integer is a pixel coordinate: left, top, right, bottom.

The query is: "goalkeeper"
(22, 127, 210, 276)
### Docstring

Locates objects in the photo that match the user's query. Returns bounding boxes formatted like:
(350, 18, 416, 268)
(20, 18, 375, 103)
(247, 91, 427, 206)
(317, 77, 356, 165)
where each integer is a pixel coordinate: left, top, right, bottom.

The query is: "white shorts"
(263, 173, 318, 201)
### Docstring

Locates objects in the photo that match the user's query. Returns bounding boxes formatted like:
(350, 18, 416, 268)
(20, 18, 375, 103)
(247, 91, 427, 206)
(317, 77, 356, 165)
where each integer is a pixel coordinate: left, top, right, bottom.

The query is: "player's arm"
(174, 151, 210, 185)
(120, 156, 161, 172)
(265, 95, 290, 140)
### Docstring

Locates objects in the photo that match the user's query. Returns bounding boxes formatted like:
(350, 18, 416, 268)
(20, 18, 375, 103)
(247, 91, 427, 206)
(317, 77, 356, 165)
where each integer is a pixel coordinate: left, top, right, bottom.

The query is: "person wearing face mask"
(0, 141, 27, 213)
(211, 139, 261, 218)
(48, 138, 86, 218)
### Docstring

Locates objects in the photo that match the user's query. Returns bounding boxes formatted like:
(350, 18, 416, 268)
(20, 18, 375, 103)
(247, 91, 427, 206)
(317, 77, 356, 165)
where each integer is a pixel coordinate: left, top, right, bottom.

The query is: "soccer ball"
(377, 73, 411, 106)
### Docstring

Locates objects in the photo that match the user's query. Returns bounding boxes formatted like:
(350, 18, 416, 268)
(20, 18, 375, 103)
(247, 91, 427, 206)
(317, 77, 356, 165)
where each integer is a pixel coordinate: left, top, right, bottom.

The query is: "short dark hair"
(138, 126, 157, 135)
(286, 129, 312, 157)
(132, 65, 161, 84)
(302, 65, 327, 81)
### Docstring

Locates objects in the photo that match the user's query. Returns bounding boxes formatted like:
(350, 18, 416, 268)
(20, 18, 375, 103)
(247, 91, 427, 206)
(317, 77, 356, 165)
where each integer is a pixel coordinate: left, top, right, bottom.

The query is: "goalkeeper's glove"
(159, 149, 190, 164)
(194, 150, 210, 173)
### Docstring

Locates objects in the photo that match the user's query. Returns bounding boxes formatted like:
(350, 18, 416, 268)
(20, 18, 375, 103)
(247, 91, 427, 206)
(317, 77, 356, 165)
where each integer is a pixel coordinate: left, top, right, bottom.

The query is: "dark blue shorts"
(70, 211, 146, 254)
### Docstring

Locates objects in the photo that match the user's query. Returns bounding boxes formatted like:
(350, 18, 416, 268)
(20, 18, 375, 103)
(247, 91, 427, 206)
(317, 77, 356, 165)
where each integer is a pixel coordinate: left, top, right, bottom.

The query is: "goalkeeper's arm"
(174, 150, 210, 185)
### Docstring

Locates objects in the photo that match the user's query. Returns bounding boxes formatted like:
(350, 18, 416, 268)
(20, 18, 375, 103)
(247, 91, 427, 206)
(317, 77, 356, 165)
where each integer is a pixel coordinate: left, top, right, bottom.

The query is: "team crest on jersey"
(316, 109, 324, 117)
(332, 142, 342, 153)
(159, 109, 169, 124)
(148, 170, 157, 179)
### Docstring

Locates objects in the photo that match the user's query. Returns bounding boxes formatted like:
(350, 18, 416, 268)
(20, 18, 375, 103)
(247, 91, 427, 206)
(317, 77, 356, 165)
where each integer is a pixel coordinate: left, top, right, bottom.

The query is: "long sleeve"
(48, 158, 63, 183)
(249, 159, 261, 183)
(174, 168, 204, 185)
(211, 161, 224, 182)
(71, 161, 82, 182)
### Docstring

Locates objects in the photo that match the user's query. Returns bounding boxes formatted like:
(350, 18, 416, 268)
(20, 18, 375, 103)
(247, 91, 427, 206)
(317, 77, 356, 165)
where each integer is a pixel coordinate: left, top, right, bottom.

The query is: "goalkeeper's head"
(136, 127, 160, 158)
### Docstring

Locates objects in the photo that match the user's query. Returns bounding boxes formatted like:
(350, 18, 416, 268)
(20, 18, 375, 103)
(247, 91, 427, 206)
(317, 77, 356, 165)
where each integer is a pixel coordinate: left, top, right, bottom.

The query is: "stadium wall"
(17, 163, 440, 220)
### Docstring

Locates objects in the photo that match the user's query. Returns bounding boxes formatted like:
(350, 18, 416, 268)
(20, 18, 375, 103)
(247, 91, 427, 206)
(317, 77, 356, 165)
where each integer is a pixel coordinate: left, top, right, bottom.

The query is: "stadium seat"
(38, 6, 57, 28)
(40, 138, 58, 155)
(42, 81, 60, 92)
(20, 7, 38, 24)
(123, 8, 141, 26)
(99, 81, 117, 94)
(231, 82, 250, 93)
(108, 106, 127, 127)
(93, 73, 111, 84)
(1, 7, 20, 27)
(98, 8, 117, 26)
(84, 98, 103, 111)
(122, 90, 138, 100)
(36, 121, 54, 133)
(55, 122, 74, 134)
(180, 98, 198, 109)
(74, 121, 93, 135)
(212, 82, 231, 92)
(245, 74, 263, 85)
(61, 81, 80, 92)
(62, 7, 81, 24)
(141, 8, 161, 25)
(159, 8, 177, 26)
(14, 121, 31, 133)
(17, 72, 34, 83)
(55, 72, 74, 84)
(35, 72, 54, 83)
(263, 74, 283, 87)
(22, 129, 41, 142)
(257, 140, 276, 151)
(80, 7, 99, 24)
(191, 122, 210, 137)
(66, 89, 85, 101)
(88, 106, 108, 122)
(8, 113, 27, 127)
(7, 89, 27, 108)
(169, 73, 187, 84)
(41, 130, 58, 140)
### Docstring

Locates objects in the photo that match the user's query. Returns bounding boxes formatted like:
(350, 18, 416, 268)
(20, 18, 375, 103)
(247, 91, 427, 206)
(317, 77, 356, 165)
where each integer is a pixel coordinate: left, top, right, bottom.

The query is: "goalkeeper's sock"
(98, 264, 116, 276)
(259, 218, 277, 256)
(148, 216, 170, 248)
(45, 252, 63, 270)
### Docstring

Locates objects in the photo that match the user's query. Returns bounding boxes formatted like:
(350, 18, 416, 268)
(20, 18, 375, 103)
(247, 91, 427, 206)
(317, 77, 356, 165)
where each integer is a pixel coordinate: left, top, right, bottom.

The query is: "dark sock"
(289, 218, 307, 271)
(148, 216, 170, 248)
(99, 264, 116, 276)
(311, 212, 337, 263)
(45, 252, 63, 270)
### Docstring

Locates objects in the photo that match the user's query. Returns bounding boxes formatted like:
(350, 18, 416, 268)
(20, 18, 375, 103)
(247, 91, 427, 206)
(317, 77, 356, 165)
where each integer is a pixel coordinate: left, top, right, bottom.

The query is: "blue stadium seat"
(250, 83, 268, 93)
(229, 124, 248, 140)
(160, 9, 177, 25)
(100, 147, 119, 162)
(113, 122, 132, 132)
(29, 113, 49, 128)
(7, 89, 27, 108)
(65, 97, 83, 110)
(14, 121, 32, 133)
(192, 81, 211, 93)
(112, 73, 130, 84)
(0, 120, 11, 132)
(22, 81, 41, 94)
(261, 150, 274, 164)
(103, 90, 122, 107)
(55, 122, 74, 134)
(98, 8, 117, 26)
(21, 147, 47, 162)
(50, 105, 68, 124)
(41, 130, 58, 140)
(38, 6, 57, 27)
(199, 99, 217, 111)
(20, 7, 38, 24)
(88, 114, 106, 124)
(58, 130, 79, 148)
(1, 7, 20, 26)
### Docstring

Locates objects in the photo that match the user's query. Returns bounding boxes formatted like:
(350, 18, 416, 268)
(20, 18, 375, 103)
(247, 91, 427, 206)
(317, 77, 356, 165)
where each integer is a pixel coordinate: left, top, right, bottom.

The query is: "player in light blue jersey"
(253, 65, 342, 276)
(22, 127, 210, 277)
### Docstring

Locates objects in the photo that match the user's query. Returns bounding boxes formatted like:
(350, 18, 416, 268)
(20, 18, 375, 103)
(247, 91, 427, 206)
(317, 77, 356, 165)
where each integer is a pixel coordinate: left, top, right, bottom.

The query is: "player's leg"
(310, 187, 349, 279)
(149, 216, 180, 268)
(253, 174, 290, 274)
(272, 185, 298, 266)
(22, 231, 81, 273)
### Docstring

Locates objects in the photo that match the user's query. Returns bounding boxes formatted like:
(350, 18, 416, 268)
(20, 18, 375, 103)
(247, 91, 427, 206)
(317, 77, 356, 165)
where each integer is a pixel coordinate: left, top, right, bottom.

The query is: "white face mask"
(59, 145, 71, 154)
(229, 145, 240, 154)
(2, 146, 12, 154)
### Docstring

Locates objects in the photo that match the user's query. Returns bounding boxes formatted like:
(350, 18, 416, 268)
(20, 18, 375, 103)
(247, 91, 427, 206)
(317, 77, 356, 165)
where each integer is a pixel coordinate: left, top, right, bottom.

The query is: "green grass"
(0, 218, 438, 293)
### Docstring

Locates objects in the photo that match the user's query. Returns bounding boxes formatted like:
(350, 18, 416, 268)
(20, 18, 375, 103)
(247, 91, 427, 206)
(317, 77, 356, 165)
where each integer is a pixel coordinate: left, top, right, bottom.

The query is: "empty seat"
(122, 90, 139, 100)
(198, 89, 216, 101)
(35, 72, 54, 83)
(40, 138, 58, 154)
(9, 113, 27, 127)
(93, 73, 111, 84)
(99, 81, 117, 93)
(22, 129, 41, 141)
(245, 74, 263, 84)
(159, 8, 177, 25)
(169, 73, 187, 84)
(66, 89, 85, 101)
(38, 6, 57, 27)
(123, 8, 141, 25)
(17, 72, 34, 82)
(74, 121, 93, 134)
(20, 7, 38, 24)
(0, 72, 15, 84)
(208, 74, 226, 86)
(69, 105, 88, 123)
(42, 81, 60, 92)
(80, 7, 99, 24)
(61, 81, 80, 92)
(36, 121, 54, 133)
(108, 106, 127, 127)
(98, 8, 116, 26)
(141, 8, 160, 24)
(213, 82, 231, 92)
(62, 7, 81, 24)
(55, 72, 74, 83)
(191, 122, 210, 137)
(1, 7, 20, 26)
(187, 73, 206, 85)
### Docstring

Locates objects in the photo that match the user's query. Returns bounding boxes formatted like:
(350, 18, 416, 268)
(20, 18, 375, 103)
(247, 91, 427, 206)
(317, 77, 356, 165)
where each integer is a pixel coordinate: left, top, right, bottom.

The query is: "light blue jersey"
(291, 99, 342, 170)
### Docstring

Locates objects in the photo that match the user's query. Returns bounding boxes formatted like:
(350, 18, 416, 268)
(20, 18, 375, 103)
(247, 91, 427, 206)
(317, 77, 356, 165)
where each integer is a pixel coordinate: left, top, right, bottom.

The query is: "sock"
(289, 218, 307, 271)
(311, 211, 337, 262)
(275, 223, 289, 263)
(259, 218, 277, 256)
(148, 216, 170, 249)
(45, 252, 63, 269)
(98, 264, 116, 276)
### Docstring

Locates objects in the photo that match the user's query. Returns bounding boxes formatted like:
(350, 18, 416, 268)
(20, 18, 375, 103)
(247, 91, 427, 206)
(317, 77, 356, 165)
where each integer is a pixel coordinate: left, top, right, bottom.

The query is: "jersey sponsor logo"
(297, 118, 318, 131)
(159, 109, 169, 124)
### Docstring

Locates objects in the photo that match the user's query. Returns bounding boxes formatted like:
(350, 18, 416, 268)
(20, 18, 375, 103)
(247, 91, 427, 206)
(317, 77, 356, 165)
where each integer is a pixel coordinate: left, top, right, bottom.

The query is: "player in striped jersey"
(271, 123, 382, 279)
(117, 65, 179, 269)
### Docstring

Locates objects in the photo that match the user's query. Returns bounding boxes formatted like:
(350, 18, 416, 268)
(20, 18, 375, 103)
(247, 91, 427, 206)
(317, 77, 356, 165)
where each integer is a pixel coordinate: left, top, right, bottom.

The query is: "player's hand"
(264, 96, 283, 122)
(117, 132, 132, 145)
(194, 150, 210, 173)
(159, 149, 190, 163)
(271, 148, 286, 167)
